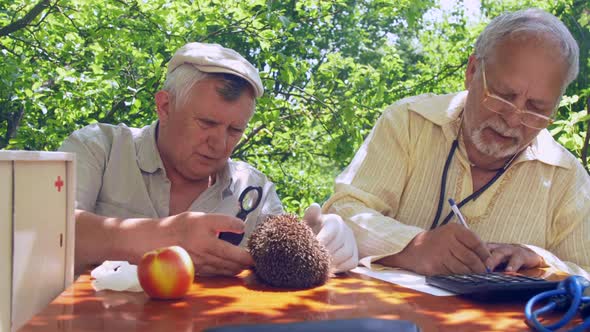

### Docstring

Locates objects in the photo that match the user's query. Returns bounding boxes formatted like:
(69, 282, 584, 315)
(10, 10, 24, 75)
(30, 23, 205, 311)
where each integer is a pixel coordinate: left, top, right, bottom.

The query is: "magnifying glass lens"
(221, 186, 263, 244)
(241, 189, 259, 212)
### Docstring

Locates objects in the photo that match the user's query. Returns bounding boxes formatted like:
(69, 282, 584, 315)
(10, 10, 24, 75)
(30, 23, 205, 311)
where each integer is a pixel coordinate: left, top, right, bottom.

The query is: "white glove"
(304, 203, 359, 273)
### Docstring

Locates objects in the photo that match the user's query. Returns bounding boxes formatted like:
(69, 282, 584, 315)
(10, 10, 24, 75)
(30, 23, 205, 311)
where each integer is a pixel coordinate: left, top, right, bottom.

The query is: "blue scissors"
(219, 186, 263, 245)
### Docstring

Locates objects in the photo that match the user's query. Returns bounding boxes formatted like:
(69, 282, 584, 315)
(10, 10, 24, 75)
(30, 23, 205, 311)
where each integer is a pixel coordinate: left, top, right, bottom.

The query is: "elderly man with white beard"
(321, 8, 590, 277)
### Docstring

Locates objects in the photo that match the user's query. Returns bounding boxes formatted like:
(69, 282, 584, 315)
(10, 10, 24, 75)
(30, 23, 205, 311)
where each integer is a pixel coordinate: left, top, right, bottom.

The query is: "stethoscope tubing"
(430, 139, 507, 229)
(525, 276, 590, 331)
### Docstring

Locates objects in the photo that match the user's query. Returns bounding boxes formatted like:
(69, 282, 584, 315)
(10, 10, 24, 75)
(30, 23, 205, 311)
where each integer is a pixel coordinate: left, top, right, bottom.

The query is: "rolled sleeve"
(323, 102, 424, 262)
(58, 126, 109, 212)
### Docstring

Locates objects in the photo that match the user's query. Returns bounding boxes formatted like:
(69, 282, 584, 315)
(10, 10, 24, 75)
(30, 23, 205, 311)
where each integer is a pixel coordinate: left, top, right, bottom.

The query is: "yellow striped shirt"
(324, 92, 590, 276)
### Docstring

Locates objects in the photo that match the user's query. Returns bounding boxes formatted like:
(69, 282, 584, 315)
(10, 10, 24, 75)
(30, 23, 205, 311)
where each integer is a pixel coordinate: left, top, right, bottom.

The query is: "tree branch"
(0, 106, 25, 149)
(29, 0, 58, 30)
(276, 87, 339, 140)
(9, 34, 59, 63)
(0, 0, 51, 37)
(233, 123, 267, 154)
(407, 58, 469, 94)
(237, 151, 333, 159)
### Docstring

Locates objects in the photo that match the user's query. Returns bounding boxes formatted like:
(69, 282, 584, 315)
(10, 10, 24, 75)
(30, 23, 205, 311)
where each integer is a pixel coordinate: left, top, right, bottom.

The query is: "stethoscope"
(429, 138, 511, 229)
(525, 275, 590, 331)
(218, 185, 263, 245)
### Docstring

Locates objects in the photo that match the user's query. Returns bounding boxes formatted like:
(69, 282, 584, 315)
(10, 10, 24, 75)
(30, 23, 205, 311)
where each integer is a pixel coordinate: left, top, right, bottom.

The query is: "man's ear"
(155, 90, 172, 125)
(464, 54, 478, 89)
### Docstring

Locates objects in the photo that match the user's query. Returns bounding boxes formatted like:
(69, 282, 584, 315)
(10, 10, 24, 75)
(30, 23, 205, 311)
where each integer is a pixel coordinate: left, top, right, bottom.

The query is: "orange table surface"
(19, 269, 563, 332)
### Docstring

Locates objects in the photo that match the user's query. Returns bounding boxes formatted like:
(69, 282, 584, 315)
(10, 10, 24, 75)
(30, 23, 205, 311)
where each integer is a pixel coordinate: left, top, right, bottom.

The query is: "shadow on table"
(21, 271, 527, 332)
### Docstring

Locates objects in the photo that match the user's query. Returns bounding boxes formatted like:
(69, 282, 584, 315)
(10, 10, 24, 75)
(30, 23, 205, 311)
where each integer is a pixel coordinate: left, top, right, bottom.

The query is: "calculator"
(426, 272, 560, 300)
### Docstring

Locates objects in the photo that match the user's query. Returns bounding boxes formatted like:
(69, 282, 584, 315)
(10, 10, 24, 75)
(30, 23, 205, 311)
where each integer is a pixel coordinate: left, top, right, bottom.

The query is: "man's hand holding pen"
(377, 223, 491, 276)
(378, 199, 546, 276)
(449, 198, 545, 273)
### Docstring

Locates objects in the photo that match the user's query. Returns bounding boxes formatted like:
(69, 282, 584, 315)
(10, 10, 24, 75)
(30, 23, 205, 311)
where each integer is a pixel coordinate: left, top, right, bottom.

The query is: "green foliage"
(551, 95, 590, 164)
(1, 0, 589, 214)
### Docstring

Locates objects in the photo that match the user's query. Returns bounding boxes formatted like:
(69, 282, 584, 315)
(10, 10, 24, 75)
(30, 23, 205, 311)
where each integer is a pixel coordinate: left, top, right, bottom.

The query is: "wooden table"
(18, 269, 561, 332)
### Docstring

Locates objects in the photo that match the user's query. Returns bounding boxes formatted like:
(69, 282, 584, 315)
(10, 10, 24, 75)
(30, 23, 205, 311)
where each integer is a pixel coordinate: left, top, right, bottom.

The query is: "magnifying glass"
(219, 186, 263, 245)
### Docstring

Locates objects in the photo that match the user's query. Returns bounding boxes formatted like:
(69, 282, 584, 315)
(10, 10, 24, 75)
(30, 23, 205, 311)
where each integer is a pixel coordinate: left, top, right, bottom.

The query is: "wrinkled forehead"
(485, 35, 569, 94)
(485, 32, 568, 68)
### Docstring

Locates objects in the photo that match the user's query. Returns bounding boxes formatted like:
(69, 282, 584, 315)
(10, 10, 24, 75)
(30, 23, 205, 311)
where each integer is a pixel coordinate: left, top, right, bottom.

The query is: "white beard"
(470, 117, 523, 158)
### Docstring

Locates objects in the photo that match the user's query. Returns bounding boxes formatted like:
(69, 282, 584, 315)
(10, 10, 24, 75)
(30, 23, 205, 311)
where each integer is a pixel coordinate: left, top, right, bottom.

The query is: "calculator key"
(425, 272, 560, 299)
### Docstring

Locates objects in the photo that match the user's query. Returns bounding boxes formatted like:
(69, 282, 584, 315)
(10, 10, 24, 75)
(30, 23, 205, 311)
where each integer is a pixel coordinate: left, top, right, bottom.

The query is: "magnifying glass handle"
(219, 232, 244, 246)
(236, 210, 249, 221)
(220, 210, 247, 245)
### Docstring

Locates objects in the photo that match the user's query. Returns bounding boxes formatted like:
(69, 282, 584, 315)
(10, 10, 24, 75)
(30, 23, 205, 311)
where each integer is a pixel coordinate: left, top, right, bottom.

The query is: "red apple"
(137, 245, 195, 300)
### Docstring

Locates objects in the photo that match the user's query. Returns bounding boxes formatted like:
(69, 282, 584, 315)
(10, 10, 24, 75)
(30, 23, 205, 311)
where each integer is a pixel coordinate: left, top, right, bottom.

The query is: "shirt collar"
(524, 129, 572, 169)
(216, 161, 235, 199)
(407, 91, 571, 169)
(135, 121, 164, 173)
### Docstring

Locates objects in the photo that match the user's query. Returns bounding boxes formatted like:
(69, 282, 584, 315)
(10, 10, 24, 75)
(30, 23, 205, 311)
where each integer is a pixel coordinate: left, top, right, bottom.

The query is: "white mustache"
(484, 118, 522, 140)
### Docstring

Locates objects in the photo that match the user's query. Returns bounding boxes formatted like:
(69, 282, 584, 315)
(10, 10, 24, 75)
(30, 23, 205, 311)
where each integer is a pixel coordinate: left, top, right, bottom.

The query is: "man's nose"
(501, 107, 523, 128)
(207, 127, 228, 152)
(503, 97, 528, 128)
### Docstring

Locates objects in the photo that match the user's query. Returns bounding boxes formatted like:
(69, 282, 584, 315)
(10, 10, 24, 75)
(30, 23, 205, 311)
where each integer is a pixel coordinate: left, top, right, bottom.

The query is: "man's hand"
(162, 212, 254, 277)
(303, 203, 359, 273)
(380, 223, 491, 276)
(485, 243, 545, 272)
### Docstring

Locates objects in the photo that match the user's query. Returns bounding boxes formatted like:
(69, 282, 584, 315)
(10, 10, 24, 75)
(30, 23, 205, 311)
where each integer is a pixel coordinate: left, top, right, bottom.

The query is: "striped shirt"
(324, 92, 590, 276)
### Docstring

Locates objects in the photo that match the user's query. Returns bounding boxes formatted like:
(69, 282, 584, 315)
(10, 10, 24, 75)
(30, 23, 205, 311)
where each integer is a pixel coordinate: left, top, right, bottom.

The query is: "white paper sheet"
(351, 266, 456, 296)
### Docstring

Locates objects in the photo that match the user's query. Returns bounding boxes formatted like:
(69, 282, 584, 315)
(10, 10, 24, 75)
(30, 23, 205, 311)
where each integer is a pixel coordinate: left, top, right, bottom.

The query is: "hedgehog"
(247, 214, 331, 289)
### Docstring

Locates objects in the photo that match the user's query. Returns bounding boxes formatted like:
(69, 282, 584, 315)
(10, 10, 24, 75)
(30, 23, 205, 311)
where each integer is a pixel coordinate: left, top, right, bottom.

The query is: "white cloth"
(91, 261, 143, 292)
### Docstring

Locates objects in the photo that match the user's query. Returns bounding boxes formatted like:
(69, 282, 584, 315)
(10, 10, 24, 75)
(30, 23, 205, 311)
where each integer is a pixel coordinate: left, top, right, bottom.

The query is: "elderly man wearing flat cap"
(60, 42, 358, 276)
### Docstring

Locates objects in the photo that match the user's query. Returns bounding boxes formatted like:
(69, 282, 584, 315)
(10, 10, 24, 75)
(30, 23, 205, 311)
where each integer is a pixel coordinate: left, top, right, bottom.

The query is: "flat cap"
(167, 42, 264, 98)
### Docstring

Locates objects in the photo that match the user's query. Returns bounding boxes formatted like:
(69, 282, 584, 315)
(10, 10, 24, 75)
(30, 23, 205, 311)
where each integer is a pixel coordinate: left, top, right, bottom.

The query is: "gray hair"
(474, 8, 579, 89)
(162, 64, 254, 107)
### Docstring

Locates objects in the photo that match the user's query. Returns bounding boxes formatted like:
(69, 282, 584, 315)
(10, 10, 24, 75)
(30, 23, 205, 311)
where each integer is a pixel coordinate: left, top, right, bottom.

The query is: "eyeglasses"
(481, 60, 554, 130)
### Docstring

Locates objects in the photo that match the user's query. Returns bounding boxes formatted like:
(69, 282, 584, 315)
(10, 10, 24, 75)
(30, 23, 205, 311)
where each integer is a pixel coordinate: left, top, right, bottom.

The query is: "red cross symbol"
(54, 175, 64, 192)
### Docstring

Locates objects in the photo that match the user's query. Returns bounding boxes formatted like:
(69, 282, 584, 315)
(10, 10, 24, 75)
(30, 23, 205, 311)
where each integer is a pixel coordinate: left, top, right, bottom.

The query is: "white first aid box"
(0, 151, 75, 332)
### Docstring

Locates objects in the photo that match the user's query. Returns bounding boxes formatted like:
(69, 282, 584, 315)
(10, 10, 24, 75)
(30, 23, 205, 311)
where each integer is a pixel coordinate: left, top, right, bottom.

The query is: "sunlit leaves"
(1, 0, 588, 213)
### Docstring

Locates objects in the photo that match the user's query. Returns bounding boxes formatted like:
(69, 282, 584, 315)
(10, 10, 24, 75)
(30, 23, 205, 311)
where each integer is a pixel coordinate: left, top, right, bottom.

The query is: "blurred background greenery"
(1, 0, 588, 214)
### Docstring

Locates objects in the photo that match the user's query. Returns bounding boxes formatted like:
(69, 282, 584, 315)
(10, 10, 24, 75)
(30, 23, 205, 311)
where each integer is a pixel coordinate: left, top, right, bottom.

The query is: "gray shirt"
(59, 121, 284, 245)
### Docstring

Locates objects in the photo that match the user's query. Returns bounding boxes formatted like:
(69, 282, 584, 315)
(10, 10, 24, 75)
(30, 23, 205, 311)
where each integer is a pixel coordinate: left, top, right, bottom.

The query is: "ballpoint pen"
(448, 198, 491, 272)
(448, 198, 469, 229)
